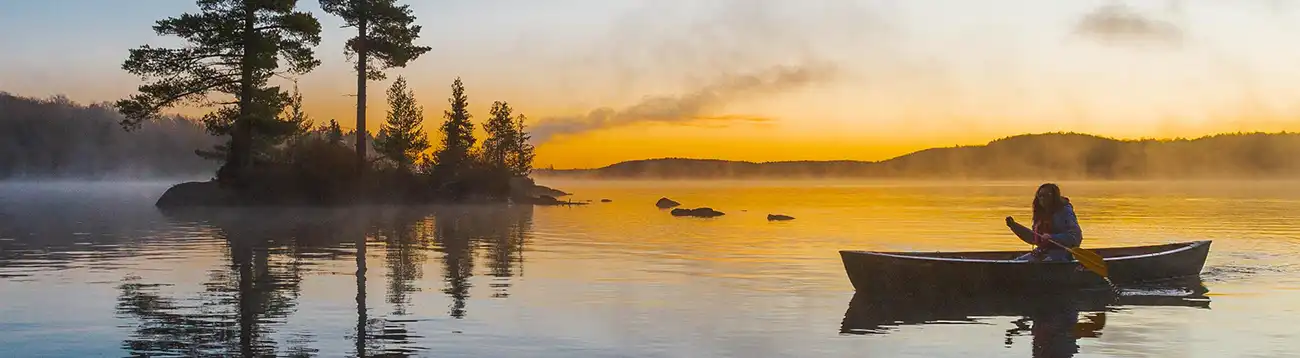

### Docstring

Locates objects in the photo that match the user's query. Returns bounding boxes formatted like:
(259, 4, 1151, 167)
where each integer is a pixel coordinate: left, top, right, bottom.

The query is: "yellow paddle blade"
(1068, 247, 1109, 278)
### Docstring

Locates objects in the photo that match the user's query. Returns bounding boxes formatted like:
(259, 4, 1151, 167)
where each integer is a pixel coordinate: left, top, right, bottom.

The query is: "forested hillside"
(535, 132, 1300, 180)
(0, 93, 218, 179)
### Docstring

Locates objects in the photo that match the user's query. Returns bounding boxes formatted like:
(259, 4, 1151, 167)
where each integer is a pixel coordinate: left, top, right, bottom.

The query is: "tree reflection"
(116, 204, 535, 357)
(116, 213, 310, 357)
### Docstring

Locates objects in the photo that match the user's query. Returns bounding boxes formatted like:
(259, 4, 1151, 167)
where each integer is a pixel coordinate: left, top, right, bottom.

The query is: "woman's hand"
(1036, 233, 1054, 245)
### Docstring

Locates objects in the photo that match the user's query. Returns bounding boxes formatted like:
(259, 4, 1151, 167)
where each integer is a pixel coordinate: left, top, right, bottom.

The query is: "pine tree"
(481, 101, 516, 172)
(285, 82, 312, 136)
(320, 0, 433, 173)
(373, 77, 429, 172)
(434, 78, 477, 176)
(509, 114, 536, 177)
(115, 0, 322, 184)
(324, 119, 344, 144)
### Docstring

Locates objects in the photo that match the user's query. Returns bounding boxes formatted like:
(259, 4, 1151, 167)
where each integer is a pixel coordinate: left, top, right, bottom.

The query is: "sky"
(4, 0, 1300, 169)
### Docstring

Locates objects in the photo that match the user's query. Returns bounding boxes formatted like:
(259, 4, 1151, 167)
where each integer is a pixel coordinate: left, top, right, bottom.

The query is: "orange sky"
(6, 1, 1300, 169)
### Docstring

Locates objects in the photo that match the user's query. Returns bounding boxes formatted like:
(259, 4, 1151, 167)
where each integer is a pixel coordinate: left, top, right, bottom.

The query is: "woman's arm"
(1006, 217, 1038, 245)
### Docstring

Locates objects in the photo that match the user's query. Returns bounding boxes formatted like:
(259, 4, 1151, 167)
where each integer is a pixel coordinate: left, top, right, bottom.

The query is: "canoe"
(839, 240, 1211, 293)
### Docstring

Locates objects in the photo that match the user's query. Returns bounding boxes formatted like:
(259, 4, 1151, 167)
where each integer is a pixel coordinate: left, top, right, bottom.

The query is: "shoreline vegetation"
(104, 0, 553, 207)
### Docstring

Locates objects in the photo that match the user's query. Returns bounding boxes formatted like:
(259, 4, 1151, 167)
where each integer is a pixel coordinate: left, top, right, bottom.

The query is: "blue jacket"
(1012, 200, 1083, 261)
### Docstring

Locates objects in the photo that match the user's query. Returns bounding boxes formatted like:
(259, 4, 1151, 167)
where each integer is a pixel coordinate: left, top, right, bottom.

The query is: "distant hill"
(533, 132, 1300, 180)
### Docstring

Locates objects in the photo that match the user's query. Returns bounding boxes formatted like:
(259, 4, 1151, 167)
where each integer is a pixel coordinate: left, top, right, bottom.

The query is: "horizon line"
(538, 130, 1300, 171)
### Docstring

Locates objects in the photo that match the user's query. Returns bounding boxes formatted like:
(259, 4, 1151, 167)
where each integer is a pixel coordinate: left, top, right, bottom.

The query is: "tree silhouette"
(115, 0, 322, 185)
(433, 78, 477, 178)
(509, 113, 536, 177)
(481, 101, 516, 173)
(322, 119, 345, 144)
(319, 0, 433, 174)
(373, 77, 430, 172)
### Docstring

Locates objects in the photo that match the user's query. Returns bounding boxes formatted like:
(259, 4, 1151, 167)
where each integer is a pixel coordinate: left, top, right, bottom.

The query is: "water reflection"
(114, 204, 534, 357)
(841, 279, 1211, 357)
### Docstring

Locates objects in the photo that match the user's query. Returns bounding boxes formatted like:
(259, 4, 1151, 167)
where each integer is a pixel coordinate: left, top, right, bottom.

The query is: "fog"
(0, 93, 217, 181)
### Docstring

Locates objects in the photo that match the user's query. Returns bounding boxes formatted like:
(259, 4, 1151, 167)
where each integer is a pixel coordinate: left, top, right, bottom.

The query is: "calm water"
(1, 180, 1299, 357)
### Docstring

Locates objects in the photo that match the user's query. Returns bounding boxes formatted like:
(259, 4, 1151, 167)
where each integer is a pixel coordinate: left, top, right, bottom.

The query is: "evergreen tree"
(115, 0, 322, 184)
(324, 119, 345, 144)
(373, 77, 430, 172)
(509, 114, 536, 177)
(319, 0, 433, 173)
(434, 78, 477, 176)
(481, 101, 516, 172)
(285, 82, 313, 136)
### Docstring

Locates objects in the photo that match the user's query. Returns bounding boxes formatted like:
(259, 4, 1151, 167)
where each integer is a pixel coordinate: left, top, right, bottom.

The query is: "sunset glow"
(5, 0, 1300, 168)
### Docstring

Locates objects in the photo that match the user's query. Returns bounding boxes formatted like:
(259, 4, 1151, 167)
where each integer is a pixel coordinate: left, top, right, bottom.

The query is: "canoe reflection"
(841, 279, 1210, 356)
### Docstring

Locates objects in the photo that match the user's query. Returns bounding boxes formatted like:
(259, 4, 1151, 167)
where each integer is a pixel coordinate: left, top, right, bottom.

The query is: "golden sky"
(5, 1, 1300, 168)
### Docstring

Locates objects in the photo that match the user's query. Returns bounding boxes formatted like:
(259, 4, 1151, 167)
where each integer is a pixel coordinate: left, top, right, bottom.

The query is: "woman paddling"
(1006, 183, 1083, 262)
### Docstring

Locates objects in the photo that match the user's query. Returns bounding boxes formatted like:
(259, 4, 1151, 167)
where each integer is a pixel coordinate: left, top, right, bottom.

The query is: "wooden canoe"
(840, 240, 1212, 293)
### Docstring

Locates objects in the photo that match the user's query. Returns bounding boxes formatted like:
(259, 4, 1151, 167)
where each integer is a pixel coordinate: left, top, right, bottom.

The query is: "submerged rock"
(671, 207, 724, 218)
(656, 197, 681, 209)
(767, 214, 795, 221)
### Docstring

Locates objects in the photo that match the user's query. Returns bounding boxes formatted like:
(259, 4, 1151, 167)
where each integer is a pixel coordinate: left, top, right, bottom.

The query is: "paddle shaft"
(1040, 236, 1111, 282)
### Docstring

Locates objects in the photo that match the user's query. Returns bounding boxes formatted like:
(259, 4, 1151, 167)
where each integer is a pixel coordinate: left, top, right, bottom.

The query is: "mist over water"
(1, 180, 1298, 357)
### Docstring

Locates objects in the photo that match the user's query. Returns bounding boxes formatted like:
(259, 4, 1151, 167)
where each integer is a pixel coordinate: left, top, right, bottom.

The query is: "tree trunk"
(355, 7, 369, 178)
(224, 3, 257, 188)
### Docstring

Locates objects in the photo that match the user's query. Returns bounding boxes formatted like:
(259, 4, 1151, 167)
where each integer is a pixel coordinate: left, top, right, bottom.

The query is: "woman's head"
(1032, 183, 1064, 222)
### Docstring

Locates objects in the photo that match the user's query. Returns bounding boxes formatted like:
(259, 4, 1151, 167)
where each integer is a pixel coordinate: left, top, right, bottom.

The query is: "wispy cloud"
(529, 64, 836, 144)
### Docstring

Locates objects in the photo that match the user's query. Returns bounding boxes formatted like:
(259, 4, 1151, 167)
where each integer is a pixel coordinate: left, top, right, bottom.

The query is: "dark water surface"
(1, 180, 1298, 357)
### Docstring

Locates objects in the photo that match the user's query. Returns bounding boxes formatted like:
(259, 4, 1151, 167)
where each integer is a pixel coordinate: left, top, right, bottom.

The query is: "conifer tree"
(433, 78, 477, 176)
(319, 0, 432, 172)
(115, 0, 322, 184)
(373, 77, 429, 172)
(509, 114, 536, 177)
(324, 119, 345, 144)
(481, 101, 517, 172)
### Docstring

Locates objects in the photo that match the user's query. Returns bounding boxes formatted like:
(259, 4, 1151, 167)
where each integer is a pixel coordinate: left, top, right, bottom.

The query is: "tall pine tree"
(116, 0, 322, 185)
(319, 0, 432, 173)
(434, 77, 476, 176)
(481, 101, 517, 173)
(373, 77, 429, 172)
(509, 114, 536, 177)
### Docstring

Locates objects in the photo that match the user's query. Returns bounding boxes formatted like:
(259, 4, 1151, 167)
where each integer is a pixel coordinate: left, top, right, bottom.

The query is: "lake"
(0, 180, 1297, 357)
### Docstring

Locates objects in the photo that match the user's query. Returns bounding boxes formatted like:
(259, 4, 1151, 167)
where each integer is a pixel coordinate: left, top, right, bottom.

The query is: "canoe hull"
(840, 241, 1211, 293)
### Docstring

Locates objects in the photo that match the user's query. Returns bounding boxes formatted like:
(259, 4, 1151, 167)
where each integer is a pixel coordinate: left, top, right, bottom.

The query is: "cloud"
(529, 64, 836, 144)
(1073, 4, 1184, 47)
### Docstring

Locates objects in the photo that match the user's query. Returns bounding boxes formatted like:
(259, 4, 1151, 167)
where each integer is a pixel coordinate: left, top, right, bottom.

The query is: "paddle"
(1042, 237, 1111, 281)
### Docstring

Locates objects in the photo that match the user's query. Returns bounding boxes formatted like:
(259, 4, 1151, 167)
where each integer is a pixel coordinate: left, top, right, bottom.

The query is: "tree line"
(0, 92, 217, 179)
(113, 0, 536, 202)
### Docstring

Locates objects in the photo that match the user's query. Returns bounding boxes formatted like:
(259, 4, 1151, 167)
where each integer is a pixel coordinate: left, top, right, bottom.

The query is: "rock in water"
(671, 207, 725, 218)
(155, 181, 236, 207)
(656, 197, 681, 208)
(767, 214, 795, 221)
(527, 195, 588, 206)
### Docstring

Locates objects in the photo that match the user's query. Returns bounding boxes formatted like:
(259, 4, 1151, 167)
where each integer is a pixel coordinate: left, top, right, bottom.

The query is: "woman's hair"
(1032, 183, 1065, 227)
